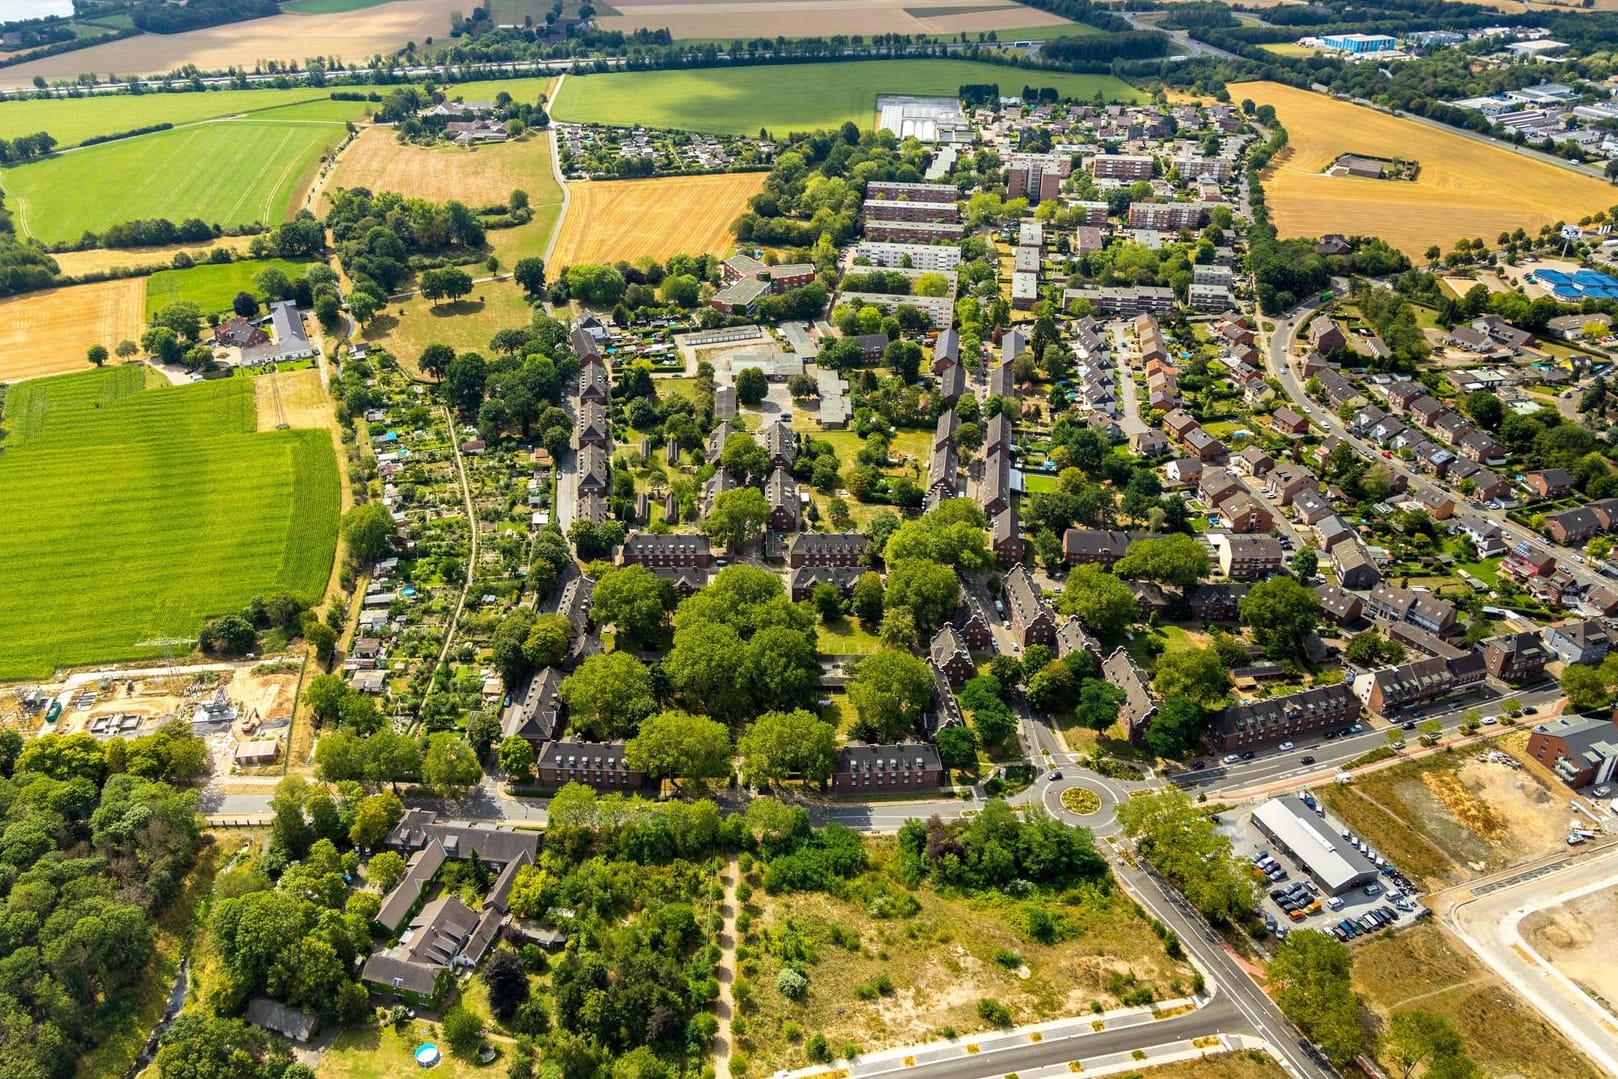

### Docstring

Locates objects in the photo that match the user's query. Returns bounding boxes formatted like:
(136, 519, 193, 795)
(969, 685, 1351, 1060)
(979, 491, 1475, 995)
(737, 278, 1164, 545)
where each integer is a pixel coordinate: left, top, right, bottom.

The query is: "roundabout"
(1060, 786, 1102, 815)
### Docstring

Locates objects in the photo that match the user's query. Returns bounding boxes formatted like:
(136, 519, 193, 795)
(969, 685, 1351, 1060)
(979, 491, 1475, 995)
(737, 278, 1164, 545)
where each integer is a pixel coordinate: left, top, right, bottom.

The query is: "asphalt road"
(852, 997, 1242, 1079)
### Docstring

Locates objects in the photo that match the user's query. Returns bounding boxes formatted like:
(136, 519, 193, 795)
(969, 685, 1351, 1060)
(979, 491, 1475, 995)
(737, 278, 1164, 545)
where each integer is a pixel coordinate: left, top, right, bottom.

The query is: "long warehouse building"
(1250, 797, 1379, 897)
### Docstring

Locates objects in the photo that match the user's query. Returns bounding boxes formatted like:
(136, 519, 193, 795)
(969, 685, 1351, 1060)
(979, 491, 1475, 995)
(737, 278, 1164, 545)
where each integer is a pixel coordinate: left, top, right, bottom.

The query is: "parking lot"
(1223, 791, 1427, 944)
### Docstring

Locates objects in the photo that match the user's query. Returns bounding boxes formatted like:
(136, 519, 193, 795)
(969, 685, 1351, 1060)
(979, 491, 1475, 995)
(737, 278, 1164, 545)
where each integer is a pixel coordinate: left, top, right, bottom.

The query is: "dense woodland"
(0, 725, 207, 1079)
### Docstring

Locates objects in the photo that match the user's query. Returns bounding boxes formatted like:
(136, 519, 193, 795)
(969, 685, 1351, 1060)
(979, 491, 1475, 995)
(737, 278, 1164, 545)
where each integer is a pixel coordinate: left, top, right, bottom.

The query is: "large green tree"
(1268, 931, 1368, 1065)
(847, 651, 935, 742)
(703, 486, 771, 554)
(1057, 565, 1138, 639)
(591, 564, 675, 649)
(625, 710, 732, 787)
(422, 733, 481, 798)
(738, 709, 840, 785)
(1240, 577, 1320, 659)
(1116, 788, 1254, 922)
(1114, 534, 1209, 588)
(1152, 647, 1232, 711)
(884, 558, 961, 631)
(559, 652, 658, 738)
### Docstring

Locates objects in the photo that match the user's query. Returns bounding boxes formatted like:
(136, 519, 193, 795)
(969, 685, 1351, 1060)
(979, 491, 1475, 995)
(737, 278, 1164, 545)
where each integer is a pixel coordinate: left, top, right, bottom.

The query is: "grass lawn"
(1258, 42, 1319, 57)
(316, 1021, 495, 1079)
(0, 87, 367, 148)
(817, 615, 882, 656)
(364, 284, 538, 364)
(144, 257, 318, 318)
(4, 108, 350, 243)
(551, 60, 1141, 135)
(0, 367, 339, 679)
(1022, 471, 1058, 494)
(1353, 922, 1604, 1079)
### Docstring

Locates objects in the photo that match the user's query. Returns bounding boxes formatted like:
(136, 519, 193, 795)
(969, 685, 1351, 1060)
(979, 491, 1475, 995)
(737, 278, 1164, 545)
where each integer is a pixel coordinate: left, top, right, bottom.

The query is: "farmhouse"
(240, 301, 316, 366)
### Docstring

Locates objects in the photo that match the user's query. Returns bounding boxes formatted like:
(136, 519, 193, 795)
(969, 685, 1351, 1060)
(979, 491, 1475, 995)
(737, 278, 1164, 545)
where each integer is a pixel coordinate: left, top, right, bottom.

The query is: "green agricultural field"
(145, 258, 317, 318)
(3, 111, 348, 244)
(435, 76, 556, 105)
(0, 366, 339, 680)
(0, 87, 367, 148)
(551, 59, 1140, 134)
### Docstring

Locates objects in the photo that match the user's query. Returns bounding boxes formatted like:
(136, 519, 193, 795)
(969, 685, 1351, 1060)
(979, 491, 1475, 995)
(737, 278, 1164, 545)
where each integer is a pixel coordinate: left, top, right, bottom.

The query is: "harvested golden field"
(549, 172, 764, 268)
(0, 278, 146, 382)
(321, 127, 553, 209)
(48, 236, 258, 278)
(0, 0, 465, 88)
(1238, 81, 1618, 257)
(597, 0, 1073, 39)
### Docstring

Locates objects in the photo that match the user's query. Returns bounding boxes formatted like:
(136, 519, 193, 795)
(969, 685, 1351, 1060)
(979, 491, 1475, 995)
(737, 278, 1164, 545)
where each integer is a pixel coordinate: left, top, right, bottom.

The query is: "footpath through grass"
(4, 110, 350, 243)
(552, 59, 1141, 134)
(144, 257, 318, 318)
(0, 367, 339, 679)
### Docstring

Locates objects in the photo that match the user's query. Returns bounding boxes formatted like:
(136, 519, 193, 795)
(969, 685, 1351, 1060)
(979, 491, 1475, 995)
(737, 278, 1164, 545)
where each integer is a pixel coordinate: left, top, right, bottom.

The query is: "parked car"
(1278, 741, 1295, 751)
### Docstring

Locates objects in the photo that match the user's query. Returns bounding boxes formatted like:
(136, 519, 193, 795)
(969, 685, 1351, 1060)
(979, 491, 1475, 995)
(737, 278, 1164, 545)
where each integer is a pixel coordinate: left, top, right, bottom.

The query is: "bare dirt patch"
(1521, 888, 1618, 1015)
(1319, 751, 1571, 889)
(0, 0, 468, 87)
(0, 277, 146, 382)
(550, 172, 764, 268)
(321, 127, 552, 210)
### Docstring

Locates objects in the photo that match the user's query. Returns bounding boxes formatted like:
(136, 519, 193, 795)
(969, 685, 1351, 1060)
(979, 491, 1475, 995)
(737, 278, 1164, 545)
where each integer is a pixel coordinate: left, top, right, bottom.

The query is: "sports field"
(0, 87, 364, 148)
(0, 366, 340, 680)
(0, 278, 146, 383)
(3, 111, 347, 244)
(322, 127, 555, 209)
(144, 258, 318, 318)
(549, 173, 766, 268)
(0, 0, 468, 88)
(1239, 81, 1618, 257)
(551, 60, 1141, 134)
(596, 0, 1083, 40)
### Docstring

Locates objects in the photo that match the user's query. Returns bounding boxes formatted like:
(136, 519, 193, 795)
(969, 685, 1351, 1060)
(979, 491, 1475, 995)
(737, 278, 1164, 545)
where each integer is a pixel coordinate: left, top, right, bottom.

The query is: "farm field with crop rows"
(0, 366, 339, 679)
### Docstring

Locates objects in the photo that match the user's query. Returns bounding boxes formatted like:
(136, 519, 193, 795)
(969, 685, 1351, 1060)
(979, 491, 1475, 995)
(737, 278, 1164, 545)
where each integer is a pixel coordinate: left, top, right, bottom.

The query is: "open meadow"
(552, 60, 1141, 134)
(1353, 922, 1602, 1079)
(144, 257, 318, 318)
(0, 366, 339, 680)
(596, 0, 1084, 40)
(549, 172, 766, 267)
(0, 86, 365, 148)
(0, 277, 146, 382)
(3, 109, 349, 243)
(1237, 81, 1618, 258)
(322, 127, 555, 210)
(0, 0, 468, 88)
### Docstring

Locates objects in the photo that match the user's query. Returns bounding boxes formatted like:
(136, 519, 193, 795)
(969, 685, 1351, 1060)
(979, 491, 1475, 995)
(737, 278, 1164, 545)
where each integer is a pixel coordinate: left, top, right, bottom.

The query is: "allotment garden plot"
(0, 367, 339, 680)
(2, 110, 350, 244)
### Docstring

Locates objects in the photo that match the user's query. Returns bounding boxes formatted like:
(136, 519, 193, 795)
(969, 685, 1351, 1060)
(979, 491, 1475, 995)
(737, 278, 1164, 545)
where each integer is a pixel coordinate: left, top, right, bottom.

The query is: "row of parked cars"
(1331, 904, 1402, 941)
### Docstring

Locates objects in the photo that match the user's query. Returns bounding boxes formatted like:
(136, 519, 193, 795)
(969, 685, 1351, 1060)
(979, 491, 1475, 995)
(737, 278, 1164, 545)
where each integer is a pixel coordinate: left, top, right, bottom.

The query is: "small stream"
(123, 959, 190, 1079)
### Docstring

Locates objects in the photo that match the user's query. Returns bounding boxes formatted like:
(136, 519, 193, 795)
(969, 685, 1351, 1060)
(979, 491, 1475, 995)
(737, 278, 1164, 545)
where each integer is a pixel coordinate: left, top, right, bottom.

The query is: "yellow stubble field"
(0, 278, 147, 382)
(596, 0, 1074, 39)
(320, 126, 556, 210)
(1238, 81, 1618, 257)
(548, 172, 766, 268)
